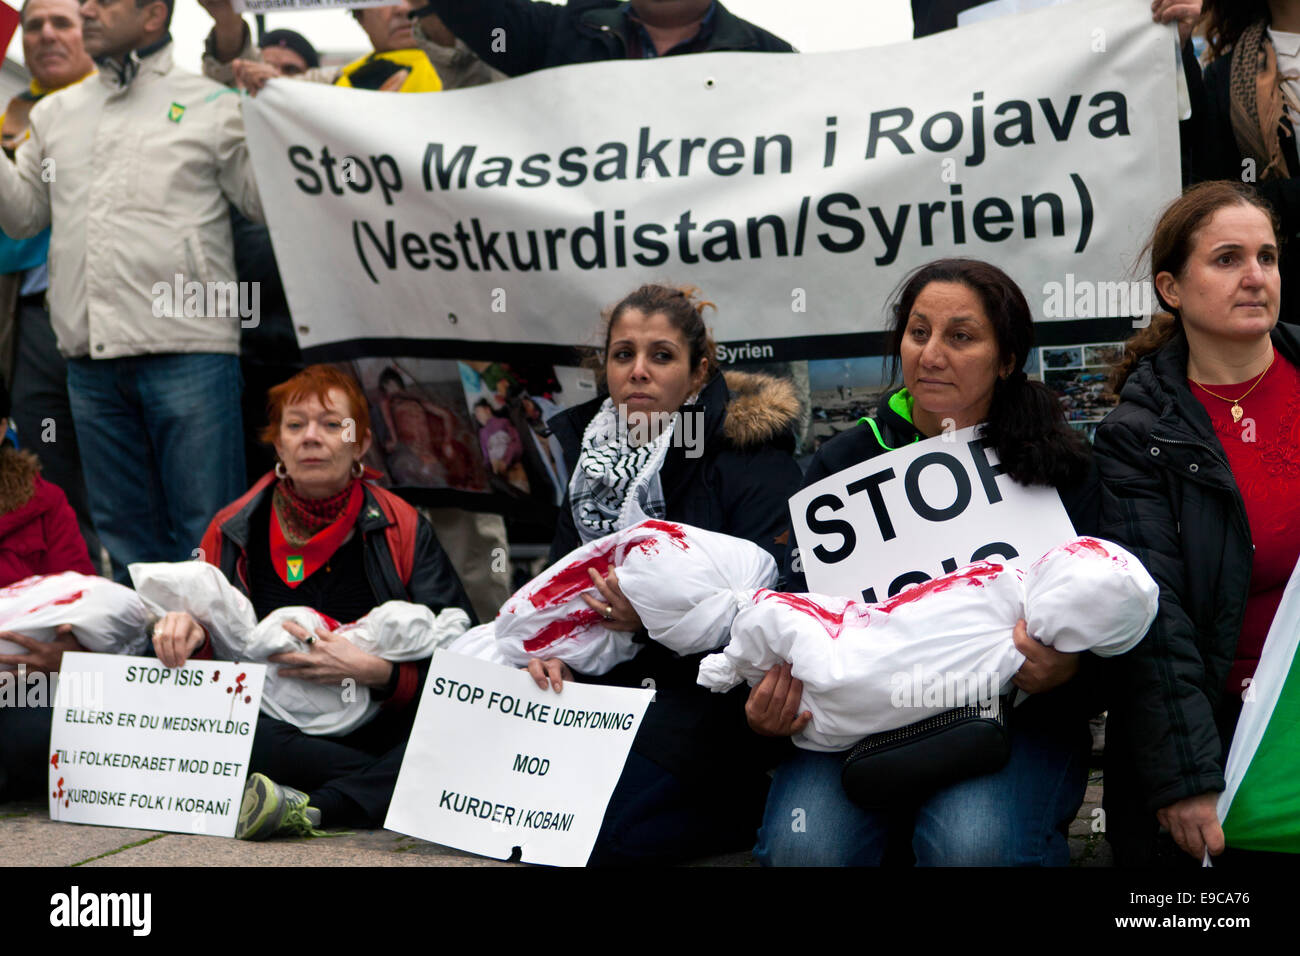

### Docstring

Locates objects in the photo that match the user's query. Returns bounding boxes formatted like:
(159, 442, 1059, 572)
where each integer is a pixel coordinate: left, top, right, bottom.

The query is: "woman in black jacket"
(534, 282, 803, 866)
(1094, 181, 1300, 865)
(752, 258, 1101, 866)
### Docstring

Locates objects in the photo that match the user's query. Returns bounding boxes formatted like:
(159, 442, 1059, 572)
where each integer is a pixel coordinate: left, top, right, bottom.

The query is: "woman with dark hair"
(1093, 181, 1300, 866)
(533, 282, 804, 866)
(753, 258, 1101, 866)
(1193, 1, 1300, 304)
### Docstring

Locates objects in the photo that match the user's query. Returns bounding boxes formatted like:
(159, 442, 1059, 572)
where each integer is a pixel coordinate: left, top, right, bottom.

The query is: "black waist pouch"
(840, 696, 1010, 809)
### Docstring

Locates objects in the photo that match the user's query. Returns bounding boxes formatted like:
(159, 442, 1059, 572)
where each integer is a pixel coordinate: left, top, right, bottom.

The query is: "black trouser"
(12, 299, 100, 560)
(586, 751, 771, 867)
(0, 702, 52, 802)
(247, 707, 416, 829)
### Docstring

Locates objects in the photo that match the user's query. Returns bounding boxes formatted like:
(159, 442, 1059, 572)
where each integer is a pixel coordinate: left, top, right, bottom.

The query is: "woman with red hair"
(151, 364, 475, 840)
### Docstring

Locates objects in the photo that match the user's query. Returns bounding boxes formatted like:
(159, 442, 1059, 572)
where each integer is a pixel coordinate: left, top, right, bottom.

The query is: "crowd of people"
(0, 0, 1296, 868)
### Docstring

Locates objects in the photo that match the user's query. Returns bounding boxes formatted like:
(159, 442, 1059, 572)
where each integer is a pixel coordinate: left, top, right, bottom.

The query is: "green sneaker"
(236, 773, 325, 840)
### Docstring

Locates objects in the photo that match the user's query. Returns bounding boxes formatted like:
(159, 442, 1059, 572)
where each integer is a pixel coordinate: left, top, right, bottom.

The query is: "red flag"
(0, 1, 18, 68)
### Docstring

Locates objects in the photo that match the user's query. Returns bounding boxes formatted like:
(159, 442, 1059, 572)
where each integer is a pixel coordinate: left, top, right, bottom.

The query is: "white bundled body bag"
(698, 537, 1158, 751)
(130, 560, 469, 735)
(0, 572, 150, 655)
(458, 519, 776, 674)
(244, 601, 463, 736)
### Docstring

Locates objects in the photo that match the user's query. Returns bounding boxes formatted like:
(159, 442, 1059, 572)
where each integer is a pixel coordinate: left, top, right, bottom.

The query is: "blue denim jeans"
(754, 718, 1090, 866)
(66, 353, 246, 581)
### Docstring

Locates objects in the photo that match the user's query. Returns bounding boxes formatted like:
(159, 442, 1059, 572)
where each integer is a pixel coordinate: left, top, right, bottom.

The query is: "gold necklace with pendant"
(1191, 351, 1276, 423)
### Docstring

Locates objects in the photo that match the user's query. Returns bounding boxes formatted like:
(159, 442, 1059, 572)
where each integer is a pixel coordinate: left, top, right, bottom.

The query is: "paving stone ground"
(0, 762, 1111, 868)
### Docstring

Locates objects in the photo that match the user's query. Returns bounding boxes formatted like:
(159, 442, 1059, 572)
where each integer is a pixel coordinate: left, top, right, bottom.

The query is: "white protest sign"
(47, 653, 266, 837)
(242, 0, 1180, 362)
(385, 651, 651, 867)
(791, 426, 1077, 602)
(233, 0, 390, 13)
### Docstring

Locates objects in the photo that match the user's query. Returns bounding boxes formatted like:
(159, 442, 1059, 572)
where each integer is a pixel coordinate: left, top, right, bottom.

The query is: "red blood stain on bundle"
(637, 520, 689, 549)
(523, 608, 604, 652)
(527, 522, 689, 610)
(758, 589, 852, 639)
(875, 563, 1004, 614)
(1058, 538, 1110, 558)
(49, 753, 59, 769)
(0, 587, 87, 628)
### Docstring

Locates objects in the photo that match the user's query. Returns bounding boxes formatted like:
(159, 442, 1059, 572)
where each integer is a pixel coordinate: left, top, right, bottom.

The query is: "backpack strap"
(366, 483, 418, 588)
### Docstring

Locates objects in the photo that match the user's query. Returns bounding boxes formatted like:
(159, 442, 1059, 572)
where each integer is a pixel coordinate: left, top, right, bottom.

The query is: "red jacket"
(0, 454, 95, 586)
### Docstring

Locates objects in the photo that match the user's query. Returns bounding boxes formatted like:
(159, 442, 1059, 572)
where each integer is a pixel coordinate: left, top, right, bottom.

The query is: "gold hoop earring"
(274, 460, 288, 479)
(351, 459, 364, 479)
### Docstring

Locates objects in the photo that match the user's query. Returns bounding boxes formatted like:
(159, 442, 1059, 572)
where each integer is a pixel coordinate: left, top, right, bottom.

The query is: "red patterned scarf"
(269, 478, 364, 588)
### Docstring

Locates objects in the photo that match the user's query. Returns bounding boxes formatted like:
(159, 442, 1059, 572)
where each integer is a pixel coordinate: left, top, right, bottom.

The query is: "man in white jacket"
(0, 0, 263, 580)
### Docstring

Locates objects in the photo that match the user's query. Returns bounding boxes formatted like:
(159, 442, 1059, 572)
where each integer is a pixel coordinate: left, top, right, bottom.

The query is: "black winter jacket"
(423, 0, 794, 78)
(1093, 323, 1300, 854)
(785, 387, 1104, 729)
(546, 370, 804, 779)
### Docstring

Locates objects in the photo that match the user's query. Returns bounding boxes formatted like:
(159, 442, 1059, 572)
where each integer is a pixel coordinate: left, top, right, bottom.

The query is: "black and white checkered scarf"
(568, 397, 676, 542)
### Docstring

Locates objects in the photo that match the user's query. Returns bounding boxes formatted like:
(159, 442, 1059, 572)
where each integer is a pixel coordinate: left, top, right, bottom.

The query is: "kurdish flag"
(1218, 556, 1300, 852)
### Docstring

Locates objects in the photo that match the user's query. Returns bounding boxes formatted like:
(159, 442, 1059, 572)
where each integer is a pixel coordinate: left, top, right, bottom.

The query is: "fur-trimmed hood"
(718, 370, 802, 449)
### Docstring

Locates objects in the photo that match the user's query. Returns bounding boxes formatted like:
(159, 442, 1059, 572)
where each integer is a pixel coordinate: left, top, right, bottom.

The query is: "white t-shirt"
(1268, 28, 1300, 127)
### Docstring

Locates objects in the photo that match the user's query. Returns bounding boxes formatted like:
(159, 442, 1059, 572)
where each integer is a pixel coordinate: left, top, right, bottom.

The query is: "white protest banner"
(47, 653, 266, 837)
(242, 0, 1180, 364)
(385, 651, 651, 866)
(233, 0, 390, 13)
(790, 427, 1077, 602)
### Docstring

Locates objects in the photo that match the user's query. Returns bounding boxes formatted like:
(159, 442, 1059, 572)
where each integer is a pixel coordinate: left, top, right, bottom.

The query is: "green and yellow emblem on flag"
(286, 555, 304, 583)
(1219, 558, 1300, 852)
(167, 102, 185, 123)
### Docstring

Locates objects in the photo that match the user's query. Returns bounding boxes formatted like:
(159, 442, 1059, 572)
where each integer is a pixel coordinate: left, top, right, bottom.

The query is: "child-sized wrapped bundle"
(491, 519, 777, 674)
(0, 572, 150, 655)
(699, 537, 1158, 751)
(129, 560, 258, 659)
(700, 565, 1027, 751)
(245, 601, 460, 736)
(1022, 537, 1157, 656)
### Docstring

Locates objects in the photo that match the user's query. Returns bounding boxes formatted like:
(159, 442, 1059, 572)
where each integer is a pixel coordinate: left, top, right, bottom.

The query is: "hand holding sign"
(152, 611, 207, 668)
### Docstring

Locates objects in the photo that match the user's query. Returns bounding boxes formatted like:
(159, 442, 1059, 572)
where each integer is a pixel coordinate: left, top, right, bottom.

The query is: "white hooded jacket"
(0, 39, 263, 359)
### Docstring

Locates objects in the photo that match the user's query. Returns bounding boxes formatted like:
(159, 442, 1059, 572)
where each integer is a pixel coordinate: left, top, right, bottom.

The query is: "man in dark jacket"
(1094, 322, 1300, 865)
(410, 0, 793, 77)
